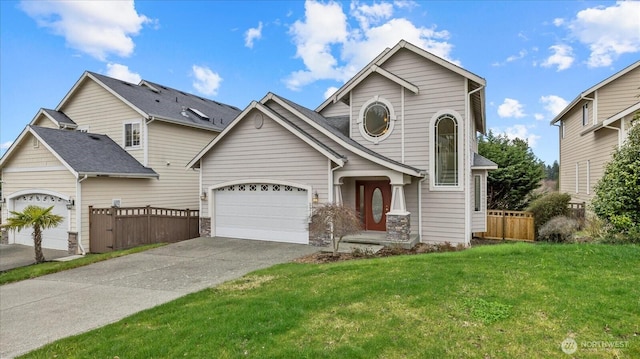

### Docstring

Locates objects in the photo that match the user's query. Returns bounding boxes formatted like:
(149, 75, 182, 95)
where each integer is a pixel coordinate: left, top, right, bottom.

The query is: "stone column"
(333, 184, 343, 205)
(67, 231, 78, 254)
(386, 213, 410, 242)
(1, 228, 8, 245)
(200, 217, 211, 237)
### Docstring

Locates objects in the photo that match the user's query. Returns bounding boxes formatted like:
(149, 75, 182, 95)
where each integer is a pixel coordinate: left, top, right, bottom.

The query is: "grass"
(21, 243, 640, 358)
(0, 243, 165, 285)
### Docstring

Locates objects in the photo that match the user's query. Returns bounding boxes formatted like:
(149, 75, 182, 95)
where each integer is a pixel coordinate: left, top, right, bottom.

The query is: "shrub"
(527, 192, 571, 235)
(537, 216, 579, 243)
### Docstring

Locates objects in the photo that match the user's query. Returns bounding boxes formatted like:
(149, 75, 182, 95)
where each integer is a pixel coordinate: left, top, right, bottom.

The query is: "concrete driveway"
(0, 244, 70, 272)
(0, 237, 317, 358)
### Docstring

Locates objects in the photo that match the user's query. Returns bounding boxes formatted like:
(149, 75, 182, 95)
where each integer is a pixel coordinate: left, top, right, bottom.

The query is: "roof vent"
(88, 135, 100, 140)
(187, 107, 209, 121)
(180, 107, 190, 118)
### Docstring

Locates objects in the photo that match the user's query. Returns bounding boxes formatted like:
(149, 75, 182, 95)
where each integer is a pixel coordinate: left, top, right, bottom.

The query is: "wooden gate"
(89, 206, 200, 253)
(478, 210, 535, 241)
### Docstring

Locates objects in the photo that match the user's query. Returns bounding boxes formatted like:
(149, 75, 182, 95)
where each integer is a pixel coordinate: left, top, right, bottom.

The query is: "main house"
(189, 40, 497, 247)
(551, 60, 640, 205)
(0, 72, 240, 253)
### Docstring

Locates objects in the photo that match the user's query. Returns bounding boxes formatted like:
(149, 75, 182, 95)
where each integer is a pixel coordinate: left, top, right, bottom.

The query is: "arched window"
(434, 114, 458, 186)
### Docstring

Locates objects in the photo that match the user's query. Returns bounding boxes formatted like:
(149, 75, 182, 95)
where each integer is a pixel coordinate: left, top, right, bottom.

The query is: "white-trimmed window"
(124, 122, 141, 148)
(435, 114, 459, 186)
(474, 175, 482, 212)
(357, 96, 396, 143)
(582, 103, 589, 126)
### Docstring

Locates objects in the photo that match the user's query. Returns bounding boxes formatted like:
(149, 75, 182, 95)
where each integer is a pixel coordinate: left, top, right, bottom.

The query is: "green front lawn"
(22, 243, 639, 358)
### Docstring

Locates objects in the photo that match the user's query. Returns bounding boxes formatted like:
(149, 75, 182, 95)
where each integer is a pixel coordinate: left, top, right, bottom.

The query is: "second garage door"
(214, 183, 309, 244)
(13, 193, 69, 250)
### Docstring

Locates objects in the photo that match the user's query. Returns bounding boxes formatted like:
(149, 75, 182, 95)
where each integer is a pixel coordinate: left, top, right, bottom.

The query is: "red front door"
(356, 180, 391, 231)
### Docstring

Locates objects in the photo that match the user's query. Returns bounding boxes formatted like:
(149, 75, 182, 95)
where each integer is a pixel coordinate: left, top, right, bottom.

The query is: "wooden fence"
(478, 210, 535, 241)
(89, 206, 200, 253)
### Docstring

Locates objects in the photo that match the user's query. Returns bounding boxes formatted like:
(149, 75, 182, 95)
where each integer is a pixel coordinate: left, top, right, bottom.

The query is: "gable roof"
(56, 71, 241, 131)
(551, 60, 640, 124)
(316, 39, 486, 133)
(188, 100, 346, 169)
(471, 152, 498, 170)
(263, 93, 424, 176)
(20, 126, 158, 178)
(29, 108, 77, 129)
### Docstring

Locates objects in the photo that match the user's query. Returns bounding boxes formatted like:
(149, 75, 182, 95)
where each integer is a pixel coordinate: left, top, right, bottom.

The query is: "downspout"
(466, 83, 484, 245)
(144, 116, 156, 167)
(76, 174, 88, 255)
(329, 160, 344, 204)
(603, 125, 622, 146)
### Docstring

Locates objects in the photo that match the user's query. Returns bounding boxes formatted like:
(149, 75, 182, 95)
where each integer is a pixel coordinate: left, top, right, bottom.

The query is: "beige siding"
(597, 66, 640, 121)
(471, 171, 487, 232)
(32, 114, 58, 129)
(423, 185, 466, 244)
(1, 138, 77, 237)
(60, 79, 145, 163)
(200, 109, 330, 218)
(320, 100, 350, 117)
(559, 103, 619, 204)
(404, 180, 420, 234)
(381, 48, 467, 169)
(349, 74, 403, 163)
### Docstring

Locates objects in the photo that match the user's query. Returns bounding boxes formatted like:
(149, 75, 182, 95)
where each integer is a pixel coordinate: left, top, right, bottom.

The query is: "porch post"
(389, 184, 407, 214)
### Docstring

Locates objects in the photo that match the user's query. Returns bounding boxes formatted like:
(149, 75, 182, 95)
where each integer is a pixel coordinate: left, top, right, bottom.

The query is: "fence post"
(186, 209, 191, 240)
(146, 205, 151, 244)
(501, 210, 505, 240)
(110, 206, 117, 250)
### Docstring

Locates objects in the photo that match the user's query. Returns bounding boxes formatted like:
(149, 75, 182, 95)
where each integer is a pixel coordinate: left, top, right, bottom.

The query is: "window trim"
(357, 96, 396, 144)
(429, 110, 463, 191)
(123, 121, 142, 149)
(474, 175, 482, 212)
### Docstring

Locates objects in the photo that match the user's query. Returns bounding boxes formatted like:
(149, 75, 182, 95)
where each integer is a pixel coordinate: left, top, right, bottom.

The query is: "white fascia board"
(26, 127, 79, 178)
(602, 102, 640, 127)
(267, 95, 422, 177)
(79, 172, 159, 179)
(56, 72, 148, 119)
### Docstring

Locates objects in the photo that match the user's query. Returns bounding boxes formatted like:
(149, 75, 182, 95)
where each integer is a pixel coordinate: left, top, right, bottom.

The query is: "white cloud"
(324, 86, 339, 99)
(534, 113, 545, 121)
(245, 22, 263, 48)
(541, 44, 574, 71)
(566, 1, 640, 68)
(1, 141, 13, 150)
(502, 125, 541, 148)
(285, 0, 457, 90)
(493, 49, 527, 67)
(350, 1, 393, 30)
(20, 0, 152, 61)
(498, 98, 525, 118)
(106, 63, 141, 84)
(192, 65, 222, 96)
(553, 18, 565, 26)
(540, 95, 569, 117)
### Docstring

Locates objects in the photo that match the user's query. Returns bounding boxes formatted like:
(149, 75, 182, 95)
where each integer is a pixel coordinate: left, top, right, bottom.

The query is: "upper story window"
(435, 114, 459, 186)
(357, 96, 396, 143)
(124, 122, 141, 148)
(582, 103, 589, 126)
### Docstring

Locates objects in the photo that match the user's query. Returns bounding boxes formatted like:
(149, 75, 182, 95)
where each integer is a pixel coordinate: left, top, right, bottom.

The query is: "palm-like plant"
(2, 205, 64, 263)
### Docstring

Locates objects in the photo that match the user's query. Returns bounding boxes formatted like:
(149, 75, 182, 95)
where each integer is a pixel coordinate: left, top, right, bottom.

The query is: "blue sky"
(1, 1, 639, 165)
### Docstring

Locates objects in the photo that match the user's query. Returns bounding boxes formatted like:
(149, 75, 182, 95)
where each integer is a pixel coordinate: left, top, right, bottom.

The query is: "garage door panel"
(13, 194, 69, 251)
(214, 185, 309, 244)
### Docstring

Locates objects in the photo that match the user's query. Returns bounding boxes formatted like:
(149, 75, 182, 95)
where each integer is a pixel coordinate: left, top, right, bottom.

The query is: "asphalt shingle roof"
(271, 94, 424, 174)
(472, 152, 498, 168)
(42, 108, 76, 125)
(30, 126, 158, 177)
(88, 72, 241, 131)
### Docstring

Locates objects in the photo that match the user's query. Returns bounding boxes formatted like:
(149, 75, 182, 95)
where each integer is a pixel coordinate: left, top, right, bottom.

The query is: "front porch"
(343, 230, 420, 249)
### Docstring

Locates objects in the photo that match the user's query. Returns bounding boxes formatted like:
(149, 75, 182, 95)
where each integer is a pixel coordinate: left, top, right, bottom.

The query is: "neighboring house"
(0, 71, 240, 253)
(189, 40, 497, 246)
(551, 61, 640, 205)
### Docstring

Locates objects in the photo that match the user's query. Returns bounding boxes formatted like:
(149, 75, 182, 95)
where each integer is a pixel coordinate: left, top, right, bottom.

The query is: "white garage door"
(13, 194, 69, 250)
(214, 183, 309, 244)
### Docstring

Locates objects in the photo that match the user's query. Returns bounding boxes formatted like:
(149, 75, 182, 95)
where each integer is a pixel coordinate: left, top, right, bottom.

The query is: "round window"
(363, 102, 390, 137)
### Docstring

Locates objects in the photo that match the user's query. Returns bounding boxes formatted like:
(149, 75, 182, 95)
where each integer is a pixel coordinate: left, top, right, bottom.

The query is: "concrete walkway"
(0, 244, 70, 272)
(0, 237, 317, 358)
